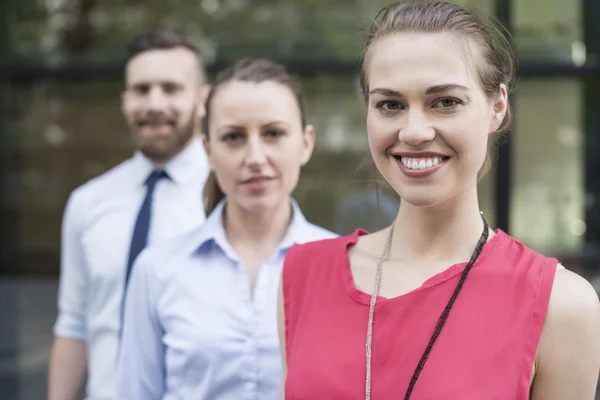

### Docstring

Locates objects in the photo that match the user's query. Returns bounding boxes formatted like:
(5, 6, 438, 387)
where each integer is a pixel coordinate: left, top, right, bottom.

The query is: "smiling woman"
(364, 30, 505, 208)
(278, 1, 600, 400)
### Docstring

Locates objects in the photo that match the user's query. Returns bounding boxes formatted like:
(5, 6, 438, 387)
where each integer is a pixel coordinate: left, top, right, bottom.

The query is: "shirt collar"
(132, 136, 207, 186)
(194, 198, 315, 257)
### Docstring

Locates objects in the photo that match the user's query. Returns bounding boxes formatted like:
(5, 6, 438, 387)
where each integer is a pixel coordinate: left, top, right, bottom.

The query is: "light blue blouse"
(115, 199, 337, 399)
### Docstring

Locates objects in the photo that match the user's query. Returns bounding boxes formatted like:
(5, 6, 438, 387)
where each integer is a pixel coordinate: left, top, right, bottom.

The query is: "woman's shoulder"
(486, 230, 560, 269)
(494, 231, 600, 321)
(289, 228, 368, 260)
(498, 232, 600, 384)
(533, 266, 600, 393)
(545, 267, 600, 333)
(134, 227, 208, 280)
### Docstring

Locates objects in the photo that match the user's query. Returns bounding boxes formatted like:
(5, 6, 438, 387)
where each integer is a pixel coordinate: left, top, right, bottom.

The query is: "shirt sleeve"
(115, 249, 166, 399)
(53, 190, 88, 342)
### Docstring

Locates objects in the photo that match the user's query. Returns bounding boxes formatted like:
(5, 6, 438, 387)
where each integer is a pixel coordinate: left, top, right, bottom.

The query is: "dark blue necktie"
(124, 169, 169, 290)
(119, 169, 168, 344)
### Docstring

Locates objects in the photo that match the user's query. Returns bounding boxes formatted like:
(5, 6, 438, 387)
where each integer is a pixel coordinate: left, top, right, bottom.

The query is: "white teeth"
(400, 157, 445, 170)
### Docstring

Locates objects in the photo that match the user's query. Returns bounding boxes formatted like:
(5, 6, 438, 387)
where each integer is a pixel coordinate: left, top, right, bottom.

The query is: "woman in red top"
(278, 1, 600, 399)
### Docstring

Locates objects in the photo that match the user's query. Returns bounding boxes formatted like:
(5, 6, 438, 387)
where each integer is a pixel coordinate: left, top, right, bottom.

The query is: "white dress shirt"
(53, 137, 209, 400)
(115, 199, 337, 400)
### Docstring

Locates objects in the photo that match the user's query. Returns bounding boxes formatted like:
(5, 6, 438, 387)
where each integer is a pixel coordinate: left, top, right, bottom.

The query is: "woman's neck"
(391, 186, 491, 265)
(223, 199, 293, 253)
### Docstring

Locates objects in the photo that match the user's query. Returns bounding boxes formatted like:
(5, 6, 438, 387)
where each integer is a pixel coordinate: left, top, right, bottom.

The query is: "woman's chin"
(396, 189, 453, 209)
(232, 194, 285, 215)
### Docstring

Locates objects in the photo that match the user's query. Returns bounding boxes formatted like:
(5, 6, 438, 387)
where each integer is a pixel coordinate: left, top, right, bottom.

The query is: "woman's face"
(365, 32, 507, 208)
(204, 80, 315, 214)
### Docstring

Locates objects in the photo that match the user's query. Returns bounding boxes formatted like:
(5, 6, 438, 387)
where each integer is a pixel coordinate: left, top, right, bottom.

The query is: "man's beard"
(137, 111, 196, 164)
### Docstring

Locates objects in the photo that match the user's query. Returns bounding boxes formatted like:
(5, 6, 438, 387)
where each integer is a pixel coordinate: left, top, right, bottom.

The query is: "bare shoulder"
(532, 265, 600, 399)
(547, 267, 600, 323)
(542, 267, 600, 345)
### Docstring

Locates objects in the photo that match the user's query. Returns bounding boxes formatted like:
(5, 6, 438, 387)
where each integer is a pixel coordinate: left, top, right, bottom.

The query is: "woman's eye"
(265, 129, 285, 138)
(434, 98, 462, 108)
(223, 132, 244, 142)
(376, 100, 403, 111)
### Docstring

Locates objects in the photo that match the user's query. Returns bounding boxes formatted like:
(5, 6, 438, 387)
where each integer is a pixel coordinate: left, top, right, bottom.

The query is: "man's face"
(121, 47, 205, 163)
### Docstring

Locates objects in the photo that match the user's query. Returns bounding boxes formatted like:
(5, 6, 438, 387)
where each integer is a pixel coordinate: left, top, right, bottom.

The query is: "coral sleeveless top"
(282, 229, 557, 400)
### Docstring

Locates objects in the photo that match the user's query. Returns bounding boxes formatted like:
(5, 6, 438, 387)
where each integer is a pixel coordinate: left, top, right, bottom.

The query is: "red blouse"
(283, 229, 557, 399)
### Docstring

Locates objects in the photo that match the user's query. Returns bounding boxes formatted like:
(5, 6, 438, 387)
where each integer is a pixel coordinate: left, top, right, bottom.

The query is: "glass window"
(513, 0, 584, 64)
(8, 80, 128, 276)
(2, 0, 499, 66)
(510, 79, 584, 264)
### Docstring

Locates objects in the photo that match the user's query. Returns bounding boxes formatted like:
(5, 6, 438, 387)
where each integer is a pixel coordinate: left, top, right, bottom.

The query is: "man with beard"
(47, 30, 210, 400)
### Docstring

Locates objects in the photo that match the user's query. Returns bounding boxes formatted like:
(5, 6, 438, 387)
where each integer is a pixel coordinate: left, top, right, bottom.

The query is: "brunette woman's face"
(203, 80, 315, 214)
(365, 32, 507, 208)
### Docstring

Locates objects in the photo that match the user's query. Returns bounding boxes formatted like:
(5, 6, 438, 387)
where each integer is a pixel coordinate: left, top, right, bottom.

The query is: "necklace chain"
(365, 218, 489, 399)
(365, 225, 395, 399)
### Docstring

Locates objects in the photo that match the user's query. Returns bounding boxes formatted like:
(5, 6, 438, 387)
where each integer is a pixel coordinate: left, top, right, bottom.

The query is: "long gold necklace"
(364, 218, 489, 399)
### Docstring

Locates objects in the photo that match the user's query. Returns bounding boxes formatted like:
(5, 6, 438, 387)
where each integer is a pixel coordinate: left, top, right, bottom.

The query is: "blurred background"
(1, 0, 600, 398)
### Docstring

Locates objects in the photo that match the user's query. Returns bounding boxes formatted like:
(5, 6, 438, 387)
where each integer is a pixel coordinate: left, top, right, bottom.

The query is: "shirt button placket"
(239, 259, 259, 400)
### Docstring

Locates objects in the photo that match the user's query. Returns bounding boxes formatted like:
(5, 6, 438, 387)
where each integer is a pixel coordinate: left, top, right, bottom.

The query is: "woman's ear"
(300, 124, 316, 165)
(202, 134, 214, 170)
(489, 83, 508, 134)
(196, 84, 211, 123)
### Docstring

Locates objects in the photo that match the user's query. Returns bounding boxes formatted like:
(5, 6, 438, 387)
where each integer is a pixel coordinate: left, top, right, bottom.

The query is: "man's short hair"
(125, 30, 206, 83)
